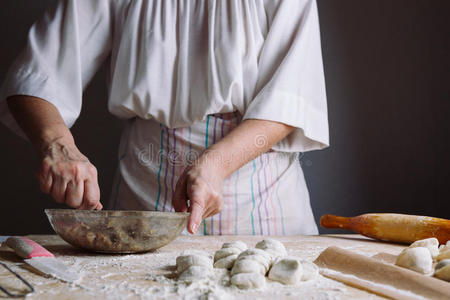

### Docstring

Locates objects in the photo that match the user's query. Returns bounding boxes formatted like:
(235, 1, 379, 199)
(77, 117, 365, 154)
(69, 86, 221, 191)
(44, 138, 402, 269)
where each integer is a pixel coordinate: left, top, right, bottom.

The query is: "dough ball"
(236, 254, 271, 271)
(395, 247, 433, 274)
(435, 259, 450, 271)
(231, 273, 266, 289)
(178, 265, 210, 282)
(238, 248, 272, 262)
(222, 241, 248, 251)
(436, 249, 450, 261)
(176, 254, 212, 274)
(300, 260, 319, 281)
(231, 259, 267, 276)
(179, 250, 211, 258)
(214, 254, 238, 269)
(409, 238, 439, 258)
(434, 260, 450, 282)
(268, 258, 303, 285)
(214, 247, 241, 262)
(255, 239, 287, 258)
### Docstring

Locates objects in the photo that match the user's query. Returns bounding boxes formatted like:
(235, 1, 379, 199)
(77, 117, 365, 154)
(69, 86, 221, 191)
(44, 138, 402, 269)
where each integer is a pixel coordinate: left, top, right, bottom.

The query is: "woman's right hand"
(37, 138, 102, 210)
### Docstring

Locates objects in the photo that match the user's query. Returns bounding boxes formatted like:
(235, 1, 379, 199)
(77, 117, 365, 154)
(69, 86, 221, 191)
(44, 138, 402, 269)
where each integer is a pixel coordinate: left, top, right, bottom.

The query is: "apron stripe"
(256, 157, 265, 235)
(219, 114, 225, 235)
(232, 114, 240, 235)
(267, 154, 278, 235)
(210, 115, 218, 235)
(225, 113, 237, 235)
(170, 128, 177, 212)
(155, 124, 165, 211)
(203, 115, 211, 235)
(250, 160, 257, 235)
(178, 128, 185, 177)
(261, 155, 271, 235)
(162, 127, 170, 211)
(275, 159, 286, 235)
(234, 169, 240, 235)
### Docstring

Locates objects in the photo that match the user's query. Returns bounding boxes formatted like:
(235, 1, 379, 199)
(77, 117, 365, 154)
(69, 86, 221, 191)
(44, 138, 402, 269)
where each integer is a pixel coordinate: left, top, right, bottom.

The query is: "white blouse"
(0, 0, 328, 152)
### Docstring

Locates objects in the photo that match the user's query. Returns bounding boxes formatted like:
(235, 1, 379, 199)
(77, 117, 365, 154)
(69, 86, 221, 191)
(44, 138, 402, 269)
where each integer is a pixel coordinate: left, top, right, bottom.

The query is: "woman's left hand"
(172, 158, 225, 234)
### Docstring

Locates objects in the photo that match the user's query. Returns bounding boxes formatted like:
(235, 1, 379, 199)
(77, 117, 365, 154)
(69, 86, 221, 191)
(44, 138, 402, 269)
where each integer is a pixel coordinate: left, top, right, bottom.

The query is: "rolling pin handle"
(320, 214, 353, 230)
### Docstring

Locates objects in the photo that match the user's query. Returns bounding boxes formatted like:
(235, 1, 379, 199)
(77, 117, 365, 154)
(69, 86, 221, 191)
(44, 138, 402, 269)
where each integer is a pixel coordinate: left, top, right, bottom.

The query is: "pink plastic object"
(5, 236, 54, 259)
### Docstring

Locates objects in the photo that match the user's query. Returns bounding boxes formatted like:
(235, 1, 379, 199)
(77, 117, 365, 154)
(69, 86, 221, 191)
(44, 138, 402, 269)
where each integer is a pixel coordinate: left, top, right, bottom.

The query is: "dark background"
(1, 0, 449, 235)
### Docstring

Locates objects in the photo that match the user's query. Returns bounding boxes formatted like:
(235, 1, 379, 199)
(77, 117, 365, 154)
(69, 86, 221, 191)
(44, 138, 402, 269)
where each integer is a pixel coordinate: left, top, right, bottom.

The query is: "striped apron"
(109, 112, 318, 235)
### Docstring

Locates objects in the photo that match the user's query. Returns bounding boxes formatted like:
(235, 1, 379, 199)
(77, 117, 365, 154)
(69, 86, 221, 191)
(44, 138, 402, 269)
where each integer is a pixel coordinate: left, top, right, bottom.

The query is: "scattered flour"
(0, 249, 347, 300)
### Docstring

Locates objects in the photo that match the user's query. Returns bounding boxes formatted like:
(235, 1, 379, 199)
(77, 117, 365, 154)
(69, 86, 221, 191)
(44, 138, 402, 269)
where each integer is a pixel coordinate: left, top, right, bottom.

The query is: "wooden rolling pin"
(320, 213, 450, 244)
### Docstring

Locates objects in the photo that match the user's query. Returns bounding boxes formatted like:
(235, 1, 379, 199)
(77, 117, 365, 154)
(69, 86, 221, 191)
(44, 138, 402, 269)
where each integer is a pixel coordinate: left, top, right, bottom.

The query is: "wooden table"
(0, 234, 407, 299)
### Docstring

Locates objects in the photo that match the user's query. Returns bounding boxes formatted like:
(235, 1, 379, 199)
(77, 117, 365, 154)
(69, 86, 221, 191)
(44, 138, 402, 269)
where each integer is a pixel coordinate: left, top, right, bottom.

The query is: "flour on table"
(10, 237, 346, 300)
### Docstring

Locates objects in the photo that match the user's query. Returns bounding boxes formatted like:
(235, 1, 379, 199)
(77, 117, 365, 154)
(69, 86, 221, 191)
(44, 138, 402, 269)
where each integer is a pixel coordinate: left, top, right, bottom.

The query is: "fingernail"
(191, 222, 198, 233)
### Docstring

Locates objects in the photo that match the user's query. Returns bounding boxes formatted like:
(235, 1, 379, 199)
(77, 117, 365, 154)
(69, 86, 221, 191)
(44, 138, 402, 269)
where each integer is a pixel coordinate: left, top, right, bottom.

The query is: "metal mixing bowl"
(45, 209, 189, 253)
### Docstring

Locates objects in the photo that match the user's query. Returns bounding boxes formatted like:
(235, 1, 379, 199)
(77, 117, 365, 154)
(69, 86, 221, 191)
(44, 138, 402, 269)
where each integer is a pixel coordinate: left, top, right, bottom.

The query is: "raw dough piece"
(230, 247, 271, 289)
(178, 265, 210, 282)
(255, 239, 287, 258)
(300, 260, 319, 281)
(236, 249, 272, 271)
(268, 258, 303, 285)
(222, 241, 248, 251)
(231, 259, 267, 276)
(176, 254, 212, 273)
(213, 241, 247, 269)
(395, 247, 433, 274)
(434, 259, 450, 282)
(409, 238, 439, 258)
(214, 247, 241, 262)
(436, 249, 450, 261)
(230, 273, 266, 289)
(435, 259, 450, 271)
(214, 254, 238, 269)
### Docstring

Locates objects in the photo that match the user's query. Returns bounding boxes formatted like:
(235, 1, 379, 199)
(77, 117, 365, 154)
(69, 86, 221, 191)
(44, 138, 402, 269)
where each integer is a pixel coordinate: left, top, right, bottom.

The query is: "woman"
(0, 0, 328, 235)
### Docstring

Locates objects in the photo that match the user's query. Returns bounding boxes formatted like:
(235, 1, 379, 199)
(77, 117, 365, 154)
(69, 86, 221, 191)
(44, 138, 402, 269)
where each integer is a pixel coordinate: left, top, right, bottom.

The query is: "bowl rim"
(44, 208, 190, 219)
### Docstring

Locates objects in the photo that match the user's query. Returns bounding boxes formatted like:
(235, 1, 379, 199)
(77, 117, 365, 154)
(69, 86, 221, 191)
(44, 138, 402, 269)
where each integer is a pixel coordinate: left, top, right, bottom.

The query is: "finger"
(37, 171, 53, 194)
(172, 175, 188, 212)
(94, 202, 103, 210)
(187, 200, 205, 234)
(202, 205, 220, 219)
(65, 180, 83, 208)
(50, 176, 67, 204)
(79, 179, 101, 210)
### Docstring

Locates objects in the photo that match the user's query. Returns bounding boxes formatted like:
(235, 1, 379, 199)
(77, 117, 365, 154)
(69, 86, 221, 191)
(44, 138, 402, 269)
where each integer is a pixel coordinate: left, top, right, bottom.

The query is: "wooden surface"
(0, 234, 408, 299)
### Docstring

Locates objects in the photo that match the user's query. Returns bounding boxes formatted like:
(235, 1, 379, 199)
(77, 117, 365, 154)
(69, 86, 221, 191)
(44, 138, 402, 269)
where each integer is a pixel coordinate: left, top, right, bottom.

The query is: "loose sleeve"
(243, 0, 329, 152)
(0, 0, 115, 138)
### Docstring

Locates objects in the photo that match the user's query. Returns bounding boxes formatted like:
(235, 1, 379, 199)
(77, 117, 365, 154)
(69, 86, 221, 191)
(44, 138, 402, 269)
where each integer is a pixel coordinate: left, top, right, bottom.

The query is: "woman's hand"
(172, 157, 225, 234)
(7, 96, 102, 210)
(38, 138, 102, 210)
(172, 119, 295, 234)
